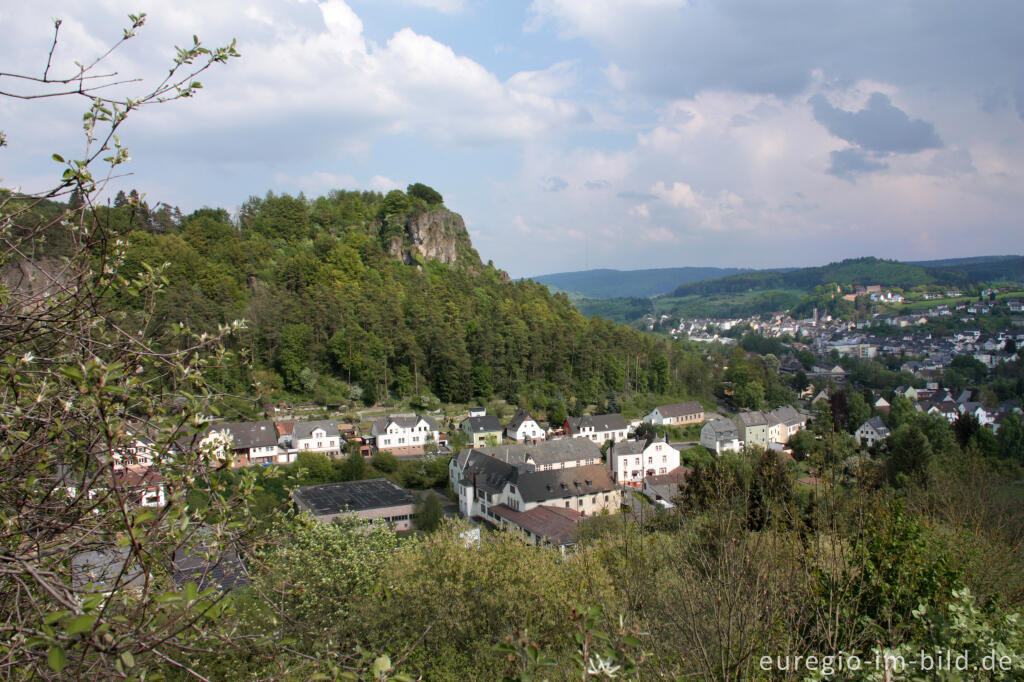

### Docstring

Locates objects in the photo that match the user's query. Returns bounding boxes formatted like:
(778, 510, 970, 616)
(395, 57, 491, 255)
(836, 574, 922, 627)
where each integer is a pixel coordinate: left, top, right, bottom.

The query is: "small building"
(292, 478, 416, 531)
(734, 411, 770, 449)
(700, 419, 741, 454)
(467, 406, 487, 418)
(642, 401, 705, 426)
(505, 409, 546, 442)
(642, 466, 692, 506)
(564, 413, 629, 444)
(200, 421, 281, 467)
(855, 416, 891, 447)
(488, 504, 582, 549)
(291, 420, 343, 458)
(460, 415, 503, 447)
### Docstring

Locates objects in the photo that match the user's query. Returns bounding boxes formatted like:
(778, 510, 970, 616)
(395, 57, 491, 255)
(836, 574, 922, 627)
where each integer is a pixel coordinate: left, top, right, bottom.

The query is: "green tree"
(338, 450, 367, 481)
(415, 492, 444, 532)
(407, 182, 443, 205)
(888, 423, 934, 485)
(997, 413, 1024, 463)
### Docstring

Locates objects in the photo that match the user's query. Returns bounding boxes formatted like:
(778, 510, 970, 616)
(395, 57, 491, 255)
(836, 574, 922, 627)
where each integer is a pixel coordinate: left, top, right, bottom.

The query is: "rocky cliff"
(387, 208, 480, 268)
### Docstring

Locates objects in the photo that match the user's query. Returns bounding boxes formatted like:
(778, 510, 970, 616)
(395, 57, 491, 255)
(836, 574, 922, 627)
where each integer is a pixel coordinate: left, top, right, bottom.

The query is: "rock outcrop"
(387, 209, 475, 267)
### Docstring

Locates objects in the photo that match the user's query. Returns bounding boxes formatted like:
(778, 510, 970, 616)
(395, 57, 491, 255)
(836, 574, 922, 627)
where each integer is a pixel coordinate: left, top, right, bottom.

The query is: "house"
(855, 416, 891, 447)
(467, 406, 487, 418)
(112, 434, 159, 471)
(371, 414, 439, 456)
(607, 438, 681, 486)
(460, 415, 503, 447)
(734, 411, 770, 449)
(487, 504, 582, 549)
(643, 401, 705, 426)
(291, 420, 342, 458)
(200, 421, 281, 467)
(642, 466, 692, 506)
(960, 402, 994, 427)
(874, 397, 891, 415)
(564, 413, 629, 444)
(700, 419, 741, 455)
(292, 478, 416, 531)
(112, 467, 167, 507)
(450, 440, 620, 522)
(765, 405, 807, 444)
(504, 409, 546, 442)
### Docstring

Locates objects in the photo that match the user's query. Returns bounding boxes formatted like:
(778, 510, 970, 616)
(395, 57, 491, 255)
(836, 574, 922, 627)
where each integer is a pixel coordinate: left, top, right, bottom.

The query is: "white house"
(564, 413, 629, 444)
(855, 416, 891, 447)
(765, 405, 808, 445)
(607, 439, 680, 487)
(505, 409, 546, 442)
(700, 419, 741, 455)
(291, 420, 342, 458)
(371, 414, 439, 456)
(450, 439, 620, 521)
(643, 401, 704, 426)
(200, 421, 282, 467)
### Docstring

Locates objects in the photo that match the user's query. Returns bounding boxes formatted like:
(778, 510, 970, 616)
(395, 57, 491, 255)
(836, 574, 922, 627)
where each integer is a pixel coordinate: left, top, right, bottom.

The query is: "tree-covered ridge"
(35, 186, 716, 412)
(533, 265, 751, 299)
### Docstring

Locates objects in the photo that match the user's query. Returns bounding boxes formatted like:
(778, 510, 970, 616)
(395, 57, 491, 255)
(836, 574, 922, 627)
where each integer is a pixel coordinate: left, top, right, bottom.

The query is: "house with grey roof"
(855, 416, 891, 447)
(291, 420, 342, 458)
(200, 421, 282, 467)
(642, 466, 692, 506)
(487, 504, 583, 549)
(766, 405, 808, 444)
(607, 438, 680, 486)
(642, 401, 705, 426)
(734, 411, 770, 449)
(371, 414, 439, 456)
(460, 415, 503, 447)
(564, 413, 629, 444)
(450, 439, 619, 521)
(700, 419, 740, 454)
(505, 409, 546, 442)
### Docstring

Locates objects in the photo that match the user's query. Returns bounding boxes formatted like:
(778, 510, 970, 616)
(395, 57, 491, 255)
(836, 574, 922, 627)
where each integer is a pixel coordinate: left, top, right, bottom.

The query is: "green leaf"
(120, 651, 135, 669)
(66, 614, 97, 636)
(52, 153, 65, 163)
(371, 655, 391, 678)
(48, 646, 66, 673)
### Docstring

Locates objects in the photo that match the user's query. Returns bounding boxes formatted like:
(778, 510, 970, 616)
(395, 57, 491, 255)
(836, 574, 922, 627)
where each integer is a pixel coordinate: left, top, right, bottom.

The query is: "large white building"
(449, 439, 619, 520)
(371, 414, 439, 456)
(565, 413, 629, 443)
(504, 409, 546, 442)
(607, 439, 680, 487)
(291, 420, 342, 457)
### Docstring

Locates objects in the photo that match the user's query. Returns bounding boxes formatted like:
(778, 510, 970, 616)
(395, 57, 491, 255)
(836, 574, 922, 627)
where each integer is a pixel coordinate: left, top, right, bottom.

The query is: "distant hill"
(532, 266, 750, 299)
(667, 256, 1024, 299)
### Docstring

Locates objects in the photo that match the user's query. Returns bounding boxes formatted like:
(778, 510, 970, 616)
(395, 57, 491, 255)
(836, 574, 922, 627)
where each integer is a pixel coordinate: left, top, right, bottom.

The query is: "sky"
(2, 1, 1023, 279)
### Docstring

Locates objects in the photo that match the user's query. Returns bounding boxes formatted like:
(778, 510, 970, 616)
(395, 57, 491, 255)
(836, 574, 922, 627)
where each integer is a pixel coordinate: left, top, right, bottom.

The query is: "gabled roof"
(205, 421, 278, 450)
(292, 419, 341, 441)
(462, 415, 502, 433)
(582, 413, 628, 432)
(466, 438, 602, 468)
(506, 409, 537, 431)
(488, 504, 582, 546)
(654, 401, 704, 418)
(860, 416, 890, 435)
(703, 418, 738, 439)
(516, 464, 616, 503)
(372, 414, 438, 435)
(735, 411, 769, 428)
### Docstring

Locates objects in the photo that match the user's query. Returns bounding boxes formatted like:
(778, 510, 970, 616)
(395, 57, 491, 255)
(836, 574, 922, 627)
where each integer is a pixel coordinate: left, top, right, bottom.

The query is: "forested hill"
(532, 266, 751, 298)
(5, 185, 716, 415)
(668, 256, 1024, 298)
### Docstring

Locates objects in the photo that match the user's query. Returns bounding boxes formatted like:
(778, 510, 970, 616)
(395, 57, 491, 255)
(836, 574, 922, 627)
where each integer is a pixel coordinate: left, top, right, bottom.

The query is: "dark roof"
(292, 478, 414, 515)
(703, 419, 738, 438)
(292, 419, 341, 441)
(71, 547, 145, 592)
(506, 409, 536, 431)
(172, 544, 248, 592)
(458, 450, 518, 493)
(372, 414, 438, 435)
(735, 411, 769, 427)
(655, 401, 704, 418)
(462, 415, 502, 433)
(465, 438, 602, 468)
(489, 504, 582, 546)
(861, 416, 890, 434)
(516, 464, 616, 503)
(205, 421, 277, 450)
(567, 413, 628, 434)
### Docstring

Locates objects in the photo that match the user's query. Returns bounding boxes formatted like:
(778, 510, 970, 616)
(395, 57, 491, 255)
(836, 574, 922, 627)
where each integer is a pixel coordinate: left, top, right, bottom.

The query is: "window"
(565, 501, 570, 508)
(317, 441, 322, 448)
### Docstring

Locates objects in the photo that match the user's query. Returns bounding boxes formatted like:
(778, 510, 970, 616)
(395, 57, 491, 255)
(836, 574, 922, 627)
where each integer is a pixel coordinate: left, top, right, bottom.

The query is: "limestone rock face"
(388, 209, 470, 266)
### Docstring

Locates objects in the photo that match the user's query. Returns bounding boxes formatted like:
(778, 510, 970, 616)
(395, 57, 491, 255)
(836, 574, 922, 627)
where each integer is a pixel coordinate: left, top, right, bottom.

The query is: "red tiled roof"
(489, 504, 582, 546)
